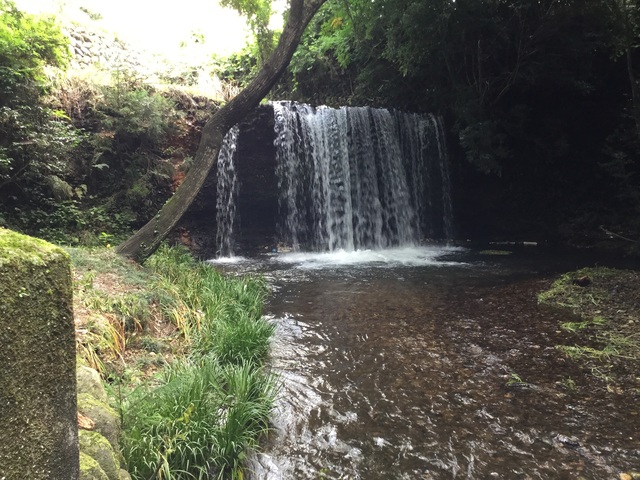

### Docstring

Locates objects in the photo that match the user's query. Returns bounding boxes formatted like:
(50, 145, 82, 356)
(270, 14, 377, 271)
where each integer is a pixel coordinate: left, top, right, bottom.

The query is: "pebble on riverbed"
(619, 472, 640, 480)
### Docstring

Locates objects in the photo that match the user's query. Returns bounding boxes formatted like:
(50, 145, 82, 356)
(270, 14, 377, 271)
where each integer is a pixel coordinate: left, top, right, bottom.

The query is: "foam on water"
(208, 255, 251, 265)
(270, 246, 464, 269)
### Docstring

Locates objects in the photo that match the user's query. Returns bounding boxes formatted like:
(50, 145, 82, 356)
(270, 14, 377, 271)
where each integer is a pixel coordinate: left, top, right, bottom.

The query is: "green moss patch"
(539, 267, 640, 392)
(77, 393, 120, 450)
(79, 430, 120, 480)
(0, 228, 69, 267)
(79, 451, 109, 480)
(0, 228, 78, 479)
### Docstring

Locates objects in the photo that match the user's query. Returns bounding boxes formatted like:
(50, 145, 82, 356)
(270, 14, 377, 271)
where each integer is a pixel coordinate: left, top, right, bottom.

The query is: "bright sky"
(14, 0, 270, 58)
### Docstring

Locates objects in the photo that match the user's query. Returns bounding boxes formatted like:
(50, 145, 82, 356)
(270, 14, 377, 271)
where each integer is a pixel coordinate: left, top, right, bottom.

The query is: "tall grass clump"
(121, 358, 277, 480)
(146, 245, 272, 363)
(194, 311, 275, 365)
(119, 245, 277, 479)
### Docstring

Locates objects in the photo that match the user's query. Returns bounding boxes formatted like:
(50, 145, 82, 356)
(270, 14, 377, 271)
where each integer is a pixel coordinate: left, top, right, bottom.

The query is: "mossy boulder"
(79, 430, 120, 480)
(77, 365, 108, 403)
(79, 451, 109, 480)
(77, 392, 120, 450)
(0, 229, 78, 479)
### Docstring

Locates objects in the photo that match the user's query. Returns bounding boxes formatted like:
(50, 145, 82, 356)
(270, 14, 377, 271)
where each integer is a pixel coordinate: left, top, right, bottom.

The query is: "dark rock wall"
(234, 105, 278, 254)
(179, 105, 278, 258)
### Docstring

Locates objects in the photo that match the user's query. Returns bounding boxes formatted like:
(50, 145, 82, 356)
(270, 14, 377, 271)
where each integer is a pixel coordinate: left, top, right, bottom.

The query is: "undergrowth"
(70, 245, 276, 480)
(538, 266, 640, 393)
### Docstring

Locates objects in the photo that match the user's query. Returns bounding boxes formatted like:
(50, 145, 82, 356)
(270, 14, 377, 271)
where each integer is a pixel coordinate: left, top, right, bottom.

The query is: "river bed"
(213, 246, 640, 479)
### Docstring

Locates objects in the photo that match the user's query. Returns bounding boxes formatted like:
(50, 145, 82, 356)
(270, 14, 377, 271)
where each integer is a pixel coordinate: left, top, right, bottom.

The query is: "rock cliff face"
(0, 229, 79, 480)
(233, 105, 278, 254)
(179, 105, 278, 258)
(64, 24, 212, 87)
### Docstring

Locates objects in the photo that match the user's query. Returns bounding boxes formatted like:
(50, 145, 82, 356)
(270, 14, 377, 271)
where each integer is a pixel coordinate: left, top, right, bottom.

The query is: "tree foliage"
(0, 2, 188, 245)
(0, 0, 75, 226)
(0, 0, 69, 94)
(220, 0, 276, 64)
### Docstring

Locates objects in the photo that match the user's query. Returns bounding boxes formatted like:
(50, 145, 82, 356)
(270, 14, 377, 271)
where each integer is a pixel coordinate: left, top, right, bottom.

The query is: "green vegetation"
(0, 0, 75, 233)
(122, 359, 276, 480)
(220, 0, 276, 65)
(539, 267, 640, 392)
(0, 1, 221, 246)
(70, 245, 276, 479)
(25, 72, 201, 246)
(505, 372, 528, 387)
(146, 245, 273, 364)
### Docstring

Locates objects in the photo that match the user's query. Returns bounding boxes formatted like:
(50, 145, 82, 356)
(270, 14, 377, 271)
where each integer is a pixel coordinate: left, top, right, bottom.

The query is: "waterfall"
(215, 125, 240, 256)
(272, 101, 453, 252)
(213, 103, 453, 256)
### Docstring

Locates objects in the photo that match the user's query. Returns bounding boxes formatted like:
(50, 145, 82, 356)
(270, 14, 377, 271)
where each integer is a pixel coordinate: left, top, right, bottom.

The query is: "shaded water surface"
(214, 247, 640, 479)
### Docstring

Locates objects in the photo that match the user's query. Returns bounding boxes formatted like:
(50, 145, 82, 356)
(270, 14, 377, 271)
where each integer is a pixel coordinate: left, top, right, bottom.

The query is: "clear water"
(211, 247, 640, 479)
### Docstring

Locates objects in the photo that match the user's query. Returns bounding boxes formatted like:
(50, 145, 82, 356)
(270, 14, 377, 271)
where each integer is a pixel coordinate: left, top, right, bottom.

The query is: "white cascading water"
(214, 103, 453, 257)
(215, 125, 240, 257)
(272, 101, 453, 252)
(433, 115, 454, 240)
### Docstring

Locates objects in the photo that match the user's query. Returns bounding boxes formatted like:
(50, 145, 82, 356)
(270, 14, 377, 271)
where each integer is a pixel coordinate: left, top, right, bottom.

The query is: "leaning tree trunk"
(117, 0, 327, 262)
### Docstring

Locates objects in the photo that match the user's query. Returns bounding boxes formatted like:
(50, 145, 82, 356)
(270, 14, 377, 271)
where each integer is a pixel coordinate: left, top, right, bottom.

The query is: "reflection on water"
(215, 247, 640, 479)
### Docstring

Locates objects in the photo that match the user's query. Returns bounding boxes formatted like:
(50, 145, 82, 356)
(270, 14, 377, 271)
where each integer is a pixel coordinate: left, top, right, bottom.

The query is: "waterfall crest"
(272, 101, 453, 252)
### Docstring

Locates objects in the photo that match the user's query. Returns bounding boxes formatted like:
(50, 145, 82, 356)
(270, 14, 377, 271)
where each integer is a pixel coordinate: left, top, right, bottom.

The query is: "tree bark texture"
(117, 0, 327, 262)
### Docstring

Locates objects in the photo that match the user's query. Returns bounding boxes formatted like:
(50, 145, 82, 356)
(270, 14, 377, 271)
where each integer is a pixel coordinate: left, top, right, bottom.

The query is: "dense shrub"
(0, 0, 77, 231)
(0, 1, 201, 244)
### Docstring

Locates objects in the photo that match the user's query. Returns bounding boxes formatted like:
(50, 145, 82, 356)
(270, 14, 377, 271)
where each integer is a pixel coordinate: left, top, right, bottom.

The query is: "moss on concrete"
(0, 228, 69, 267)
(0, 229, 78, 479)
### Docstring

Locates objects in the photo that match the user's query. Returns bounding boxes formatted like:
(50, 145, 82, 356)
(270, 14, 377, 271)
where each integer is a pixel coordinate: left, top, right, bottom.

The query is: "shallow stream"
(213, 246, 639, 479)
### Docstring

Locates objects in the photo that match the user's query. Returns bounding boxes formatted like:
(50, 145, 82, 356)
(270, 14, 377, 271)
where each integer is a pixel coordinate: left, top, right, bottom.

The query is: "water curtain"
(215, 102, 452, 256)
(215, 125, 240, 256)
(273, 101, 452, 252)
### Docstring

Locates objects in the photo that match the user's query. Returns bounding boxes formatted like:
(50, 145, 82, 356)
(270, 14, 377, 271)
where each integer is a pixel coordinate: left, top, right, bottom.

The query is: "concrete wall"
(0, 229, 79, 480)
